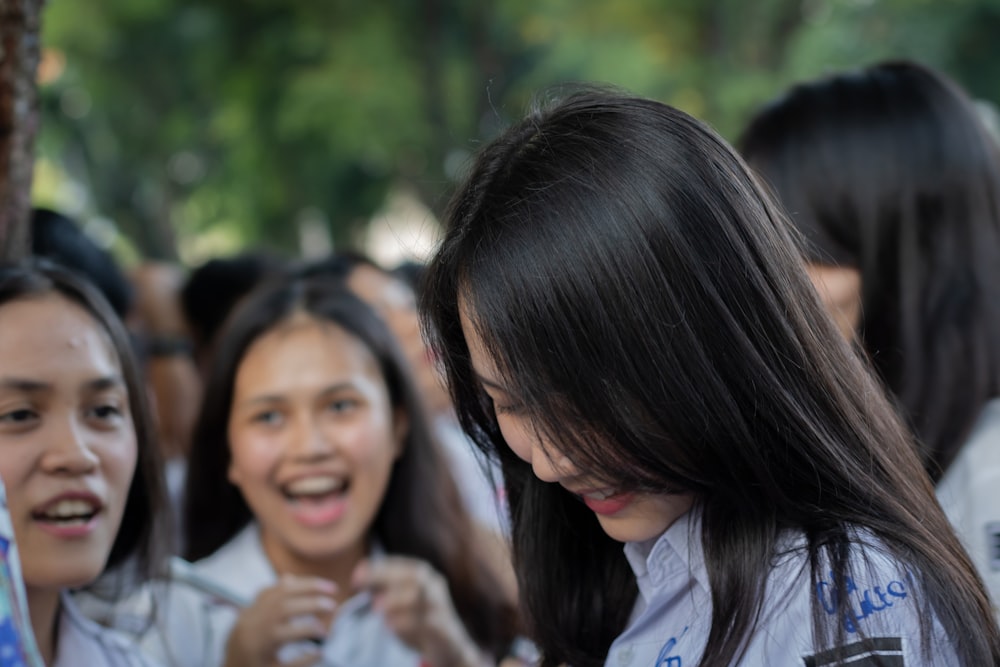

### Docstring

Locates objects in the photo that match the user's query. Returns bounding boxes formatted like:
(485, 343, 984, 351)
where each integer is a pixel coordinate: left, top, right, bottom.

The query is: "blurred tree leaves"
(34, 0, 1000, 261)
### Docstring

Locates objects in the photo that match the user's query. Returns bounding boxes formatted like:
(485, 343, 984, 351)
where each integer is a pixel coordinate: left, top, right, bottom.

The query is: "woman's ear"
(392, 407, 410, 459)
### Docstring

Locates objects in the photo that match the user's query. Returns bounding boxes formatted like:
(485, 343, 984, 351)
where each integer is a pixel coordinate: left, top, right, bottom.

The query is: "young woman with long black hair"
(420, 88, 1000, 666)
(0, 261, 167, 666)
(140, 277, 518, 667)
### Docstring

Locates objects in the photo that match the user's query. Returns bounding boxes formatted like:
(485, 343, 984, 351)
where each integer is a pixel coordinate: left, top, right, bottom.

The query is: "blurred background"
(31, 0, 1000, 267)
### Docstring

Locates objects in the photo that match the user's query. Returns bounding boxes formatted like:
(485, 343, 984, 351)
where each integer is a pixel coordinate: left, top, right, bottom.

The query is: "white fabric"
(606, 510, 958, 666)
(137, 524, 421, 667)
(53, 592, 158, 667)
(937, 398, 1000, 622)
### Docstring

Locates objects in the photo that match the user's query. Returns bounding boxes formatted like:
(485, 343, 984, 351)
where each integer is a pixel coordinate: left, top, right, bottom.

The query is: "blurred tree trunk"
(0, 0, 43, 260)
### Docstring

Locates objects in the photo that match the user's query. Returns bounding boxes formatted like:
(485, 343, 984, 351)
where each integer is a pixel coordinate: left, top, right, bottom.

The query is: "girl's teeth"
(285, 476, 344, 496)
(43, 499, 97, 519)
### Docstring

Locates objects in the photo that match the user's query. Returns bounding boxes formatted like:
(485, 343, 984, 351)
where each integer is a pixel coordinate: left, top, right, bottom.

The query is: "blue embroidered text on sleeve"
(653, 626, 688, 667)
(815, 572, 909, 633)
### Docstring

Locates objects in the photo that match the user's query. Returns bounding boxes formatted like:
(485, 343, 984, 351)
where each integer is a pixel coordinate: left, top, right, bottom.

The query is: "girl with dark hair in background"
(740, 60, 1000, 617)
(421, 88, 1000, 666)
(142, 277, 518, 667)
(0, 260, 167, 666)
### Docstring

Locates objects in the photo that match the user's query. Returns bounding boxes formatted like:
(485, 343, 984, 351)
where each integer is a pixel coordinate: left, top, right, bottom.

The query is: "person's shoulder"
(942, 399, 1000, 494)
(756, 532, 958, 666)
(820, 534, 923, 633)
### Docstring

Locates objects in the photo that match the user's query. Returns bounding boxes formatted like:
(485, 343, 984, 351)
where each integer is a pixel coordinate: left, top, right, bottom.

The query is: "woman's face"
(227, 314, 407, 570)
(0, 294, 137, 593)
(805, 263, 862, 340)
(460, 305, 693, 544)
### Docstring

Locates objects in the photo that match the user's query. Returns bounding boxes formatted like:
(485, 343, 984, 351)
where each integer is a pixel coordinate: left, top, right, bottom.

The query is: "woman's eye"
(85, 403, 126, 427)
(327, 398, 358, 414)
(252, 411, 283, 425)
(493, 399, 525, 416)
(0, 408, 38, 424)
(486, 392, 523, 417)
(90, 404, 123, 419)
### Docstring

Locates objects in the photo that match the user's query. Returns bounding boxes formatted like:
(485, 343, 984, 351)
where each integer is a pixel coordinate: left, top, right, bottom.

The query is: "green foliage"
(35, 0, 1000, 262)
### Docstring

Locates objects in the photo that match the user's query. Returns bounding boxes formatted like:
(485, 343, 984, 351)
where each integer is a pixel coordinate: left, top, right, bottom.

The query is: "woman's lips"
(576, 489, 635, 516)
(582, 492, 634, 515)
(31, 491, 104, 538)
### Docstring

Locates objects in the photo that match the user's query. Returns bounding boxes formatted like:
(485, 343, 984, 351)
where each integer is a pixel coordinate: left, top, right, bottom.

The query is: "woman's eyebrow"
(83, 376, 125, 392)
(0, 378, 48, 393)
(233, 394, 284, 408)
(317, 382, 357, 396)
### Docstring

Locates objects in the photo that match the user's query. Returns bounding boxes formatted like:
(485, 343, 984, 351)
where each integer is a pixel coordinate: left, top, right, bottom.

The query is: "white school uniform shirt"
(54, 591, 158, 667)
(606, 510, 958, 667)
(138, 523, 421, 667)
(936, 397, 1000, 622)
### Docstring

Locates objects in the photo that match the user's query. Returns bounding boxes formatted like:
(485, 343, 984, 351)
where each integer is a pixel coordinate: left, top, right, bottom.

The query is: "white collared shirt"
(54, 592, 158, 667)
(605, 510, 958, 666)
(137, 523, 421, 667)
(937, 398, 1000, 622)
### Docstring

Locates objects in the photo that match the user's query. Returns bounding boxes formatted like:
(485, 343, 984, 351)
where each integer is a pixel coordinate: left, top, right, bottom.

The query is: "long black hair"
(421, 89, 1000, 666)
(183, 277, 517, 656)
(0, 259, 167, 590)
(739, 61, 1000, 481)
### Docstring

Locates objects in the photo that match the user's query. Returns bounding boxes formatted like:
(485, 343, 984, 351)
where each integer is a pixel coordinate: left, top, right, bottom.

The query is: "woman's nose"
(288, 417, 336, 461)
(40, 417, 100, 475)
(530, 441, 576, 483)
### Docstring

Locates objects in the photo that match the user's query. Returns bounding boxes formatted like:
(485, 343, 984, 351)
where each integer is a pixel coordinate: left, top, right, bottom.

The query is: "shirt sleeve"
(756, 540, 961, 666)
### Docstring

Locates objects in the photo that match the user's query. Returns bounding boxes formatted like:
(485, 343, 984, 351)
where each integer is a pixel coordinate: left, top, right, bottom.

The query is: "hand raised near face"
(223, 575, 338, 667)
(352, 557, 491, 667)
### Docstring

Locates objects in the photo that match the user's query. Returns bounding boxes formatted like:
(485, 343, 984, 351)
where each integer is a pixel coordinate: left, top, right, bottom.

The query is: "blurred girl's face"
(227, 314, 406, 571)
(459, 304, 693, 544)
(805, 263, 862, 340)
(0, 294, 137, 593)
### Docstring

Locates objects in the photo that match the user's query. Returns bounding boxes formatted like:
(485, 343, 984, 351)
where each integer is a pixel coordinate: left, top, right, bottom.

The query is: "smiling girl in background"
(0, 261, 166, 666)
(143, 278, 517, 667)
(420, 89, 1000, 666)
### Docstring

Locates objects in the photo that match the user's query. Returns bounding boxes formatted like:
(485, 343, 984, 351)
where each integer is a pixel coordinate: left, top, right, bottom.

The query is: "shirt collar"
(623, 506, 709, 603)
(195, 522, 386, 600)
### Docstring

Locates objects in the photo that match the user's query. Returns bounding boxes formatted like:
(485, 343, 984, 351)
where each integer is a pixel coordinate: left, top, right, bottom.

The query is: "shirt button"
(618, 644, 635, 665)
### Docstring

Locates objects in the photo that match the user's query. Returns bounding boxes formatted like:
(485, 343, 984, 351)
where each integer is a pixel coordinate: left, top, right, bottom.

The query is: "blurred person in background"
(139, 277, 519, 667)
(31, 208, 134, 323)
(129, 262, 202, 552)
(179, 251, 287, 377)
(740, 60, 1000, 618)
(300, 253, 510, 539)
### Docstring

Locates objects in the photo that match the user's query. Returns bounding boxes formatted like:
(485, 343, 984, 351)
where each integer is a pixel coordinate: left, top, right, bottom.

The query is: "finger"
(350, 559, 371, 590)
(271, 617, 330, 645)
(378, 603, 422, 639)
(278, 595, 337, 621)
(357, 557, 432, 594)
(273, 575, 338, 597)
(372, 583, 423, 615)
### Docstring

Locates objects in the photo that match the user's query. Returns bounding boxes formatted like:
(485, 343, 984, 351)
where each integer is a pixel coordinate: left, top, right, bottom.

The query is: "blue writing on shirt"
(654, 626, 688, 667)
(815, 571, 910, 633)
